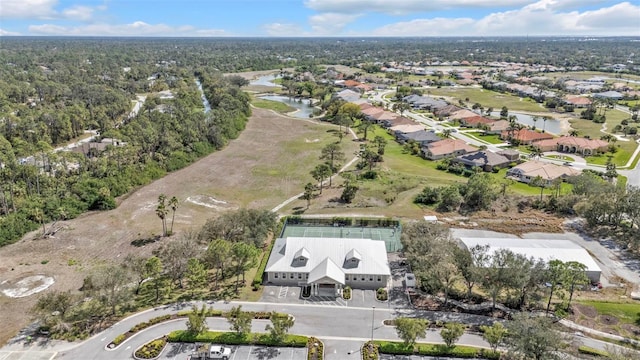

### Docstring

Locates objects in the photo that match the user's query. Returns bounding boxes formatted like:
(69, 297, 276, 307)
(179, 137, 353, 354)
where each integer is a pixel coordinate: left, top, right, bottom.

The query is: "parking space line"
(230, 346, 238, 360)
(246, 345, 252, 360)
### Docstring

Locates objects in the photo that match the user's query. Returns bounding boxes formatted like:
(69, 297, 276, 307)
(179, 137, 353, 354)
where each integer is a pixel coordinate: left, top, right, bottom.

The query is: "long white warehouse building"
(459, 237, 602, 283)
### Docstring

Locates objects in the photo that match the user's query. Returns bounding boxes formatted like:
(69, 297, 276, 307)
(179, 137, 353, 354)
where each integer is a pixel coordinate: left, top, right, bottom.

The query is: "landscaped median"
(167, 330, 308, 347)
(374, 340, 500, 359)
(107, 309, 289, 349)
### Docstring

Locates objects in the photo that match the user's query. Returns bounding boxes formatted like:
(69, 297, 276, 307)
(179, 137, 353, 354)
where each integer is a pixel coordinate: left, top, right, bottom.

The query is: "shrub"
(134, 337, 167, 359)
(167, 330, 307, 347)
(578, 346, 608, 357)
(362, 341, 380, 360)
(112, 334, 126, 346)
(307, 337, 324, 360)
(376, 288, 388, 301)
(414, 186, 440, 205)
(252, 236, 278, 287)
(342, 286, 351, 300)
(375, 341, 500, 359)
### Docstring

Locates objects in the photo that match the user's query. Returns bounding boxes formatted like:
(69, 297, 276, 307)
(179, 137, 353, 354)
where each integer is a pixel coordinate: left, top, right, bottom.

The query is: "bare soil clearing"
(0, 108, 347, 345)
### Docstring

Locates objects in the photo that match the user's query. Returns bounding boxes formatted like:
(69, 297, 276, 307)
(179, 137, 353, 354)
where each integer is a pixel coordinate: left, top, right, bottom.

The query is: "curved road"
(46, 301, 492, 360)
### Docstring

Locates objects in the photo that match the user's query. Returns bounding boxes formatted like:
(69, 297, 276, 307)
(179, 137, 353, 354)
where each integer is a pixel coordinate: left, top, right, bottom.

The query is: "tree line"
(30, 208, 277, 340)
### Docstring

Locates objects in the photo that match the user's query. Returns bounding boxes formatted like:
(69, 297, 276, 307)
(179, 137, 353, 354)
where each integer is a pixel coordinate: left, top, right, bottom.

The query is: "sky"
(0, 0, 639, 37)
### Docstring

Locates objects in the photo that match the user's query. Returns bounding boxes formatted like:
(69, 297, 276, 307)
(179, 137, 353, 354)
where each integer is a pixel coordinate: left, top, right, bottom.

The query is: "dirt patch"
(572, 304, 598, 319)
(598, 314, 620, 326)
(0, 275, 54, 298)
(0, 107, 341, 345)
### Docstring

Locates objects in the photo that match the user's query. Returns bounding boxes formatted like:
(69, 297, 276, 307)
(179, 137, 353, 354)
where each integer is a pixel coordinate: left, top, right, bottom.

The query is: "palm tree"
(168, 196, 179, 235)
(568, 129, 579, 137)
(532, 116, 539, 130)
(442, 129, 452, 138)
(156, 194, 168, 237)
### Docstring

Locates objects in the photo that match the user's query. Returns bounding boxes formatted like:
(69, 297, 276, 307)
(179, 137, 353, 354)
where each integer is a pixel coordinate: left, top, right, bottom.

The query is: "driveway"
(260, 285, 383, 308)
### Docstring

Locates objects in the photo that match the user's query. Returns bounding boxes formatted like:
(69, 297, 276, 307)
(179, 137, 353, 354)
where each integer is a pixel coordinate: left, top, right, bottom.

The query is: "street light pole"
(371, 306, 375, 341)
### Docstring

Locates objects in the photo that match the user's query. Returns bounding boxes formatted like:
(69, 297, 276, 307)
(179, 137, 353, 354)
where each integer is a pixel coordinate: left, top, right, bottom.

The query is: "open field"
(251, 98, 296, 113)
(426, 87, 548, 113)
(568, 112, 638, 166)
(0, 108, 359, 345)
(546, 71, 640, 83)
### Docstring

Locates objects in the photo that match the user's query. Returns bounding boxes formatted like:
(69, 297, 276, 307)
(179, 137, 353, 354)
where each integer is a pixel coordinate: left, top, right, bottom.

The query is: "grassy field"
(546, 71, 640, 82)
(579, 300, 640, 326)
(465, 132, 505, 144)
(425, 87, 548, 113)
(252, 98, 296, 113)
(568, 112, 638, 166)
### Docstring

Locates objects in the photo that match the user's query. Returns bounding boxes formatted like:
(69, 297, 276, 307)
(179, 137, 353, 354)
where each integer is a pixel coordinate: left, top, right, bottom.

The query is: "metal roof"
(265, 237, 391, 277)
(459, 237, 601, 273)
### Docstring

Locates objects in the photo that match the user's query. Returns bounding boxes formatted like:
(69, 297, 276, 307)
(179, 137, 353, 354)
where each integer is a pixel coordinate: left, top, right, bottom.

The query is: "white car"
(208, 345, 232, 360)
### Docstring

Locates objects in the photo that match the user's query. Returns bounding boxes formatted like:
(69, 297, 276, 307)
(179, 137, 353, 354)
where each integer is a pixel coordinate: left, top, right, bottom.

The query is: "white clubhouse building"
(264, 237, 391, 296)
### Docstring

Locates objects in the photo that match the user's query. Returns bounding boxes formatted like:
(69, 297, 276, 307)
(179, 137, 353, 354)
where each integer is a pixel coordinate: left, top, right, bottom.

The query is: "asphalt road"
(33, 301, 491, 360)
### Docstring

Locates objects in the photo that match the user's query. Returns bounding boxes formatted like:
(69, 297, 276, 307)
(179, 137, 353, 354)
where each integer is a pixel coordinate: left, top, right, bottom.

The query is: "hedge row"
(375, 341, 500, 360)
(167, 330, 307, 347)
(253, 237, 278, 287)
(578, 345, 609, 357)
(110, 310, 288, 348)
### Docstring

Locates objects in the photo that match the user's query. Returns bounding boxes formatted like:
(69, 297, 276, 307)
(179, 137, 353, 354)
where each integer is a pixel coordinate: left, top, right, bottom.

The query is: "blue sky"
(0, 0, 638, 36)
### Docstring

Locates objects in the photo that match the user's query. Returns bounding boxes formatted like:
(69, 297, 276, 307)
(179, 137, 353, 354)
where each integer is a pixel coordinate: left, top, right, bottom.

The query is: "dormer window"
(292, 247, 310, 267)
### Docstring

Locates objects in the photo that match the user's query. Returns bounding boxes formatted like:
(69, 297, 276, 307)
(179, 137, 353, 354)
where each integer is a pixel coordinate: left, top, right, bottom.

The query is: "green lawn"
(568, 115, 638, 166)
(251, 98, 296, 113)
(579, 301, 640, 326)
(425, 87, 547, 113)
(465, 132, 505, 145)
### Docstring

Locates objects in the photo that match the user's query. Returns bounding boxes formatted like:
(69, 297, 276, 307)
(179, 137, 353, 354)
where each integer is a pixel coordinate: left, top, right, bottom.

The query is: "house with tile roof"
(421, 139, 477, 160)
(532, 137, 609, 156)
(564, 96, 593, 108)
(265, 237, 391, 296)
(507, 160, 581, 186)
(501, 129, 554, 145)
(459, 115, 495, 128)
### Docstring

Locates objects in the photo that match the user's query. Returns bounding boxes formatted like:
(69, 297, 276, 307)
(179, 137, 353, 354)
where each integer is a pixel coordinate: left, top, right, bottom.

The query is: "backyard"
(425, 87, 548, 113)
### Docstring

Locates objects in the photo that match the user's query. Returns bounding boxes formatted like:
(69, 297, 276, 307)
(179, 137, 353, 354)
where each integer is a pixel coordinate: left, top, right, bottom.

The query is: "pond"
(490, 111, 563, 135)
(259, 95, 315, 119)
(250, 74, 282, 87)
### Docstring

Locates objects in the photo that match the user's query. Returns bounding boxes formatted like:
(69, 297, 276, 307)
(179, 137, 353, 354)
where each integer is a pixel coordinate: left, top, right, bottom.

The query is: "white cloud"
(0, 28, 21, 36)
(0, 0, 104, 21)
(0, 0, 58, 19)
(305, 0, 532, 15)
(309, 13, 360, 35)
(263, 23, 304, 36)
(62, 6, 95, 22)
(368, 1, 640, 36)
(28, 22, 229, 37)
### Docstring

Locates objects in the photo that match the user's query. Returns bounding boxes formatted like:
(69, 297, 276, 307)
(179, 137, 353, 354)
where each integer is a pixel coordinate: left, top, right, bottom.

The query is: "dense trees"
(402, 220, 591, 311)
(0, 52, 250, 245)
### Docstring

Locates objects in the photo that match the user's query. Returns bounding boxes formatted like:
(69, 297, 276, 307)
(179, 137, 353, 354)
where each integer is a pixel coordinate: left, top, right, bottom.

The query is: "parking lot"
(260, 285, 388, 308)
(162, 343, 307, 360)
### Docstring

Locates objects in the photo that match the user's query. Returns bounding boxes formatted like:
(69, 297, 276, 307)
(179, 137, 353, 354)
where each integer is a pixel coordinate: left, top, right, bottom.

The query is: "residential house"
(450, 109, 480, 120)
(564, 96, 592, 108)
(72, 138, 127, 158)
(452, 150, 512, 172)
(335, 89, 362, 102)
(486, 120, 510, 134)
(380, 116, 413, 128)
(434, 105, 463, 117)
(361, 106, 386, 121)
(507, 160, 581, 186)
(396, 130, 441, 146)
(421, 139, 476, 160)
(532, 137, 609, 156)
(264, 237, 391, 296)
(501, 129, 554, 145)
(593, 91, 624, 100)
(497, 149, 521, 162)
(459, 115, 494, 128)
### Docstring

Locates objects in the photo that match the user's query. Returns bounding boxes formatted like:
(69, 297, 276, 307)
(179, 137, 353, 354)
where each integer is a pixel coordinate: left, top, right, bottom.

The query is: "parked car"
(189, 345, 232, 360)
